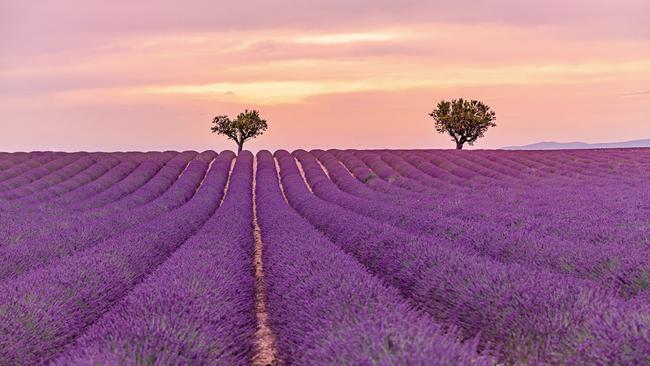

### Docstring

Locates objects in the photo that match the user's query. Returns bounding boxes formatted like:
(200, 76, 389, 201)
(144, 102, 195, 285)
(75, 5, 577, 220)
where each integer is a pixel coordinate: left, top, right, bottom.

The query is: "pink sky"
(1, 0, 649, 151)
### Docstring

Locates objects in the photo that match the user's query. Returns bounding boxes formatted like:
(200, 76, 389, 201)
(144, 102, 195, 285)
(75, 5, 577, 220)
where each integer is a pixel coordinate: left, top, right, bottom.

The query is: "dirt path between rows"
(252, 159, 279, 366)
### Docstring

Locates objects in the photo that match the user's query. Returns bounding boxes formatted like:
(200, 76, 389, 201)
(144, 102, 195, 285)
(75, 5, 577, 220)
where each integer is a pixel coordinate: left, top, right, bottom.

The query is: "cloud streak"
(138, 60, 650, 104)
(618, 91, 650, 97)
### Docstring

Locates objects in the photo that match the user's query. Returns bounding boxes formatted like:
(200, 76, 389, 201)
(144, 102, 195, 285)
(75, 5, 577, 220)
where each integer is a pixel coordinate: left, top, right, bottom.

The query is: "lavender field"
(1, 149, 650, 365)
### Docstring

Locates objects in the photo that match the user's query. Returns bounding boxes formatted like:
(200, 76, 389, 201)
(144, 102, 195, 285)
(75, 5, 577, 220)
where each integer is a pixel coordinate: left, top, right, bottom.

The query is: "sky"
(1, 0, 649, 152)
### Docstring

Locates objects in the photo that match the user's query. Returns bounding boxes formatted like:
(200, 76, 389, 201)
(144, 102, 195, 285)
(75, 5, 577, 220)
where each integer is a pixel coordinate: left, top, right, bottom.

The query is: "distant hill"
(502, 138, 650, 150)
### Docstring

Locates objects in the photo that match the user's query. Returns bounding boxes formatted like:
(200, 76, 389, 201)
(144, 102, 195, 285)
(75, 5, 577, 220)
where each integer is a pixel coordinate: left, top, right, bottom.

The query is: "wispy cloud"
(292, 32, 402, 45)
(137, 60, 650, 104)
(618, 90, 650, 97)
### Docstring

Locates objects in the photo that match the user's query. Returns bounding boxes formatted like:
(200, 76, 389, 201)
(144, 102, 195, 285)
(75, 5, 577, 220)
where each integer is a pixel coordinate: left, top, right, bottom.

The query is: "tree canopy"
(211, 109, 268, 153)
(429, 99, 496, 150)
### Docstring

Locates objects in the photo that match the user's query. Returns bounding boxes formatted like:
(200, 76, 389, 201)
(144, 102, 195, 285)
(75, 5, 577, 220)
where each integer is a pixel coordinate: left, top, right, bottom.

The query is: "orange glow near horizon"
(1, 1, 649, 152)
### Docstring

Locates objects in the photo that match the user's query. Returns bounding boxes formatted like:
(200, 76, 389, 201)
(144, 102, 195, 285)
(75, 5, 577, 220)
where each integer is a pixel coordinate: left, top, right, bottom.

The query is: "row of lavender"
(0, 151, 491, 364)
(275, 149, 650, 364)
(300, 150, 650, 301)
(1, 149, 650, 364)
(288, 148, 650, 364)
(0, 151, 489, 365)
(256, 151, 490, 364)
(0, 151, 272, 365)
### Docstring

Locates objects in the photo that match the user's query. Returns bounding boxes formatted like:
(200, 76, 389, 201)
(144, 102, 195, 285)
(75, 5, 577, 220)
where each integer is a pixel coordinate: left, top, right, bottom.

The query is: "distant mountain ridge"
(502, 138, 650, 150)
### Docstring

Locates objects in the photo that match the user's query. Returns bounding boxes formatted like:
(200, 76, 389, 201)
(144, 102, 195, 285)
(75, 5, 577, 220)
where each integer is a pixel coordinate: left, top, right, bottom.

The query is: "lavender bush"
(0, 148, 648, 365)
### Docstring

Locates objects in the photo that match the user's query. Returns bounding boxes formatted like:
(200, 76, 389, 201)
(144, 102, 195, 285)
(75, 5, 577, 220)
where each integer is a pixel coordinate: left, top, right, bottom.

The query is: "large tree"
(211, 109, 268, 153)
(429, 99, 496, 150)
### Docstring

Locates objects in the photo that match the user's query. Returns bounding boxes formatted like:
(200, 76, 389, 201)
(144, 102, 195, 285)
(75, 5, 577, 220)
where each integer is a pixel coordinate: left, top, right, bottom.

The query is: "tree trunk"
(455, 141, 464, 150)
(237, 142, 244, 154)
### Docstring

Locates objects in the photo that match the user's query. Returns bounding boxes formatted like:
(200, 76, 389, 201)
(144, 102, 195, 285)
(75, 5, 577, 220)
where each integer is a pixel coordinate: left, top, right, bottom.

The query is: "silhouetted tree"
(211, 109, 268, 153)
(429, 99, 496, 150)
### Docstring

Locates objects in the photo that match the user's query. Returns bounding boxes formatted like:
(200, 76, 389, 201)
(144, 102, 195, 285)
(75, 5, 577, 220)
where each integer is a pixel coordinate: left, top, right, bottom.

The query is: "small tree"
(211, 109, 268, 153)
(429, 98, 496, 150)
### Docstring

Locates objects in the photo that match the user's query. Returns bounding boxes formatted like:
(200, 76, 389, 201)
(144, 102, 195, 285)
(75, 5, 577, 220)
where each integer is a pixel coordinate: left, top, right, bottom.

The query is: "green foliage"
(429, 98, 496, 149)
(210, 109, 268, 152)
